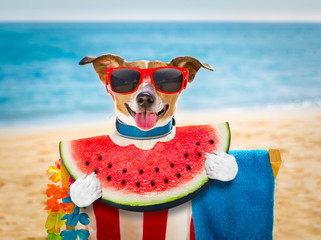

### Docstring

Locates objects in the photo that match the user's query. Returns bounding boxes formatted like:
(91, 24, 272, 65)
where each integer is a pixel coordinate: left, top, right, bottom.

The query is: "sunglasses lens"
(110, 69, 141, 93)
(153, 68, 183, 93)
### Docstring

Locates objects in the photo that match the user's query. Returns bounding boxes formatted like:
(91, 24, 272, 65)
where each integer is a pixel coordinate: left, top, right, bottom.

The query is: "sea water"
(0, 22, 320, 126)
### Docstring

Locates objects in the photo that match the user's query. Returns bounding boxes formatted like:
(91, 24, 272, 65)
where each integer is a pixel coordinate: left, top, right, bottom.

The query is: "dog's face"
(80, 54, 213, 130)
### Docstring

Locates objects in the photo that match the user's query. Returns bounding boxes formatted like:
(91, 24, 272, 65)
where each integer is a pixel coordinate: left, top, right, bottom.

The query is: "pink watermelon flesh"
(60, 123, 230, 211)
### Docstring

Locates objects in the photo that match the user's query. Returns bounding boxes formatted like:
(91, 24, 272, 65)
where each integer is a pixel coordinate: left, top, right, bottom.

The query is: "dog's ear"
(169, 56, 214, 83)
(79, 54, 126, 83)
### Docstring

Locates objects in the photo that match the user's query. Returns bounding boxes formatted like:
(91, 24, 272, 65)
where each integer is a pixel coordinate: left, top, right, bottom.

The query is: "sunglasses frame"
(105, 66, 189, 95)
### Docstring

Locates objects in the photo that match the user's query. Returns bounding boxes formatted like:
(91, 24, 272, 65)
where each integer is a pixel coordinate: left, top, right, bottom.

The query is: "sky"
(0, 0, 320, 22)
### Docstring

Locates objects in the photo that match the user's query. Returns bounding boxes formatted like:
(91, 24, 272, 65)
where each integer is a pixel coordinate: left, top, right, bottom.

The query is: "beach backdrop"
(1, 22, 321, 126)
(0, 22, 321, 239)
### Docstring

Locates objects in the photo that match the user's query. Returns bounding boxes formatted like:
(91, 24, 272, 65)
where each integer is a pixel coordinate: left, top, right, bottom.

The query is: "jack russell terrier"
(69, 54, 238, 238)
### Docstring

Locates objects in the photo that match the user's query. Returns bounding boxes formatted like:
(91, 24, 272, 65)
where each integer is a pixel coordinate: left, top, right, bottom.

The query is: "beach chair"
(55, 149, 281, 239)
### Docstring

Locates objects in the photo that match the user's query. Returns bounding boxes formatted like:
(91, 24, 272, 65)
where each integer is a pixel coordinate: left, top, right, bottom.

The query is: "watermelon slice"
(60, 123, 230, 212)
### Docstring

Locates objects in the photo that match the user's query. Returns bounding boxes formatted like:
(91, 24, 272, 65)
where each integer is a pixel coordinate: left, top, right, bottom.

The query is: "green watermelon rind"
(216, 122, 231, 153)
(59, 122, 231, 209)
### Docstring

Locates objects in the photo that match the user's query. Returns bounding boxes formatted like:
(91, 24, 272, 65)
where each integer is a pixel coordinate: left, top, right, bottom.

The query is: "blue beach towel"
(192, 150, 275, 240)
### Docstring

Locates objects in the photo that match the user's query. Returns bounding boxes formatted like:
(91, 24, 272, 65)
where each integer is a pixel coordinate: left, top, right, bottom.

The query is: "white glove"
(70, 172, 103, 207)
(205, 151, 238, 182)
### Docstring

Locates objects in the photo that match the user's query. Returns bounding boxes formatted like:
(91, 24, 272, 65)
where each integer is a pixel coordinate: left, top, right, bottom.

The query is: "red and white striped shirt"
(84, 201, 196, 240)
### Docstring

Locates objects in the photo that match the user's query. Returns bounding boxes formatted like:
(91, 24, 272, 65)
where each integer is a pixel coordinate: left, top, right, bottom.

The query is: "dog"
(69, 54, 238, 238)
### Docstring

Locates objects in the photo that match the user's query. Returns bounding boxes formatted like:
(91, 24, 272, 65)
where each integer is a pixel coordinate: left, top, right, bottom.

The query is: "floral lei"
(45, 159, 90, 240)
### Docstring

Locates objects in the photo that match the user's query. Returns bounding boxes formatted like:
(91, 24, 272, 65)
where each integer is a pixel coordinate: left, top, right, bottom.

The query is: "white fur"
(70, 172, 103, 208)
(205, 151, 238, 181)
(144, 60, 149, 69)
(110, 126, 176, 150)
(127, 85, 164, 116)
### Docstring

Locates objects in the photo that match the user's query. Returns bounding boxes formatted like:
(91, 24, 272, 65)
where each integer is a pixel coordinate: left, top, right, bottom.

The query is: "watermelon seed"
(184, 153, 189, 158)
(186, 165, 191, 170)
(94, 169, 98, 174)
(107, 175, 111, 181)
(108, 163, 112, 168)
(155, 167, 159, 172)
(122, 179, 126, 185)
(98, 156, 102, 160)
(123, 168, 127, 173)
(196, 142, 200, 146)
(209, 140, 214, 144)
(197, 152, 202, 157)
(85, 161, 90, 166)
(151, 180, 155, 186)
(170, 163, 174, 168)
(140, 169, 144, 174)
(177, 172, 181, 178)
(164, 178, 168, 183)
(136, 182, 140, 187)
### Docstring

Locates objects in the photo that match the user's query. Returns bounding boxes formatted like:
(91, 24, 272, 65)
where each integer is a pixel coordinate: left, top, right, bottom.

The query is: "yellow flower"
(45, 210, 66, 230)
(47, 160, 61, 183)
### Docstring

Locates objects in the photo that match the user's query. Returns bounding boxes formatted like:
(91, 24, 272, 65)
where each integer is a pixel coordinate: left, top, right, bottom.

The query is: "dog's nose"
(136, 92, 155, 108)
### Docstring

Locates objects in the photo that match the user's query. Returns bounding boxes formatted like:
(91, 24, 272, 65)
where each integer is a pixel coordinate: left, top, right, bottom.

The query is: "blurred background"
(0, 0, 320, 126)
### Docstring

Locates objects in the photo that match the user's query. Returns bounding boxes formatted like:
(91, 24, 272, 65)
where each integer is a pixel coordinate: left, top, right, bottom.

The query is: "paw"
(70, 173, 103, 207)
(205, 151, 238, 181)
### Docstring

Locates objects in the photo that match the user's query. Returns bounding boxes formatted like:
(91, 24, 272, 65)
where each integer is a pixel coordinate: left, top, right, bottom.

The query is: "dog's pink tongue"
(135, 112, 157, 130)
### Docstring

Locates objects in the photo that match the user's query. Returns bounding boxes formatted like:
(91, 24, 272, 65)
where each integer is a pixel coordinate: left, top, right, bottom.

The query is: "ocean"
(0, 22, 320, 126)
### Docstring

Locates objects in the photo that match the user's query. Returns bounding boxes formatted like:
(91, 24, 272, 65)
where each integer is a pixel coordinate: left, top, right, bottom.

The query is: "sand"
(0, 108, 320, 240)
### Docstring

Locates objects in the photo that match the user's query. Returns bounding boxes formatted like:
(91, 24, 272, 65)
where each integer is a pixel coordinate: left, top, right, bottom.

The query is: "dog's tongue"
(135, 112, 157, 130)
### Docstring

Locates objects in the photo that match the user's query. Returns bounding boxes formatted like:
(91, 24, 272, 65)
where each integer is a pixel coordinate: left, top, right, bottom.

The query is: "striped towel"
(84, 150, 275, 240)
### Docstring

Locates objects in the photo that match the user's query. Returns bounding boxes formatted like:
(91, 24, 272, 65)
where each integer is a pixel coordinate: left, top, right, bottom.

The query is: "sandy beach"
(0, 108, 320, 240)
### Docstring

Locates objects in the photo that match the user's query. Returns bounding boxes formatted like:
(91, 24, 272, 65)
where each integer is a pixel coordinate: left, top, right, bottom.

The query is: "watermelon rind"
(213, 122, 231, 153)
(60, 122, 231, 211)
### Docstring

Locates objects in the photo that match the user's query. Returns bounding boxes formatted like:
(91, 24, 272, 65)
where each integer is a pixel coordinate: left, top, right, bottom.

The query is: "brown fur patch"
(125, 61, 147, 69)
(156, 92, 180, 124)
(169, 56, 214, 83)
(91, 55, 125, 83)
(124, 60, 168, 69)
(148, 61, 169, 68)
(114, 94, 132, 116)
